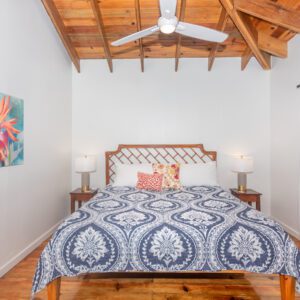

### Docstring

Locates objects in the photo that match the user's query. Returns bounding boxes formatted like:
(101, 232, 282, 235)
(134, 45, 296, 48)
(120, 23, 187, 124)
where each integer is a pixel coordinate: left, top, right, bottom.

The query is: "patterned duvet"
(32, 185, 300, 295)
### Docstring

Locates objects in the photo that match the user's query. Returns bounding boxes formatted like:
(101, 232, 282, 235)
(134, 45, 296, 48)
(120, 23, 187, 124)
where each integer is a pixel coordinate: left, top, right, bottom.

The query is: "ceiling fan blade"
(159, 0, 177, 18)
(111, 26, 159, 46)
(176, 22, 228, 43)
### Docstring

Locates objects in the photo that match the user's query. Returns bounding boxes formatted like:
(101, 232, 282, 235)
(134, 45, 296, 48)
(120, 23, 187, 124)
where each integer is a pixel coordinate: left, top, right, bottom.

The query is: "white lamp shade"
(75, 155, 96, 173)
(232, 156, 254, 173)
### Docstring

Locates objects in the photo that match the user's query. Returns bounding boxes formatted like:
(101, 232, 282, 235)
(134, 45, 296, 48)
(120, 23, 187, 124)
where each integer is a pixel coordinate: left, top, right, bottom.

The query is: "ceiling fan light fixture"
(158, 17, 178, 34)
(160, 24, 176, 34)
(111, 0, 230, 47)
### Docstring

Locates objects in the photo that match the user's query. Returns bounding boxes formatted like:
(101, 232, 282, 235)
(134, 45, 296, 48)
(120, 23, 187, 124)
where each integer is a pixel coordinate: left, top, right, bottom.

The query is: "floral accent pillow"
(152, 163, 181, 190)
(136, 172, 164, 192)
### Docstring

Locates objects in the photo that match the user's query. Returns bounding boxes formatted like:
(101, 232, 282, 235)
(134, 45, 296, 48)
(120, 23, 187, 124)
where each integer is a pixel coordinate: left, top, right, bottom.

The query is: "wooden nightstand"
(70, 188, 98, 213)
(230, 188, 262, 211)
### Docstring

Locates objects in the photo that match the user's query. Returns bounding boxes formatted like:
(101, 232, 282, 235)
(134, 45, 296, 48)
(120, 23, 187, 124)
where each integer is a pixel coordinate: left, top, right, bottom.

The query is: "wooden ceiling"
(42, 0, 300, 72)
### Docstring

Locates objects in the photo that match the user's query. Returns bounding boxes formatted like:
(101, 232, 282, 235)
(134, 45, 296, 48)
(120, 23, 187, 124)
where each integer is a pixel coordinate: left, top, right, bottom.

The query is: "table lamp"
(75, 155, 96, 192)
(232, 155, 254, 193)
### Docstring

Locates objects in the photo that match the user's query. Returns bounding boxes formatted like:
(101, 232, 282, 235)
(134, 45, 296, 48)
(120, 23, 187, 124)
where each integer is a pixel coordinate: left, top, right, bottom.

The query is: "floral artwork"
(0, 93, 24, 168)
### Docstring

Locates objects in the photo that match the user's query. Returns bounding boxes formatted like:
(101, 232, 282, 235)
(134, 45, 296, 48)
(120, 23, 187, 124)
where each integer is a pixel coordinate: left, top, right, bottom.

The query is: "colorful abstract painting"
(0, 93, 24, 168)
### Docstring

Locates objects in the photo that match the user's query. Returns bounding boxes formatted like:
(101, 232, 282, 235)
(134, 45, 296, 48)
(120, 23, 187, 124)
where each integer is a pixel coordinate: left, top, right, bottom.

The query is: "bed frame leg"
(47, 277, 61, 300)
(280, 275, 295, 300)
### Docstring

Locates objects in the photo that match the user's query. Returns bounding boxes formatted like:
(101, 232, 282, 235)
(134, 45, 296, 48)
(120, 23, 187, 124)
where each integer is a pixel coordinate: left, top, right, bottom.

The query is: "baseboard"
(273, 217, 300, 240)
(0, 219, 63, 277)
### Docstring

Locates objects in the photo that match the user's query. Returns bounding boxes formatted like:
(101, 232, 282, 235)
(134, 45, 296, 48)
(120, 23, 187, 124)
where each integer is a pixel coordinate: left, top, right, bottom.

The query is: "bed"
(32, 144, 300, 300)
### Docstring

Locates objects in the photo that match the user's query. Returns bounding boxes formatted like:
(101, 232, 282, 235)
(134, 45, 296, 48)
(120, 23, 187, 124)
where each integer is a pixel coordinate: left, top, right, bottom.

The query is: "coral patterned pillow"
(153, 163, 181, 190)
(136, 172, 163, 192)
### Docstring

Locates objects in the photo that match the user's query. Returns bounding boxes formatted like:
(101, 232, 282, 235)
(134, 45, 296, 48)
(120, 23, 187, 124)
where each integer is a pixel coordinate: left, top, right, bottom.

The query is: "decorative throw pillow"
(153, 163, 181, 190)
(136, 172, 163, 192)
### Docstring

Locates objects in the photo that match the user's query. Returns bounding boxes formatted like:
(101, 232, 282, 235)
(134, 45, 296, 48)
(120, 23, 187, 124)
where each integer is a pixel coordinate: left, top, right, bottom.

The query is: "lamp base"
(237, 173, 247, 193)
(81, 172, 91, 193)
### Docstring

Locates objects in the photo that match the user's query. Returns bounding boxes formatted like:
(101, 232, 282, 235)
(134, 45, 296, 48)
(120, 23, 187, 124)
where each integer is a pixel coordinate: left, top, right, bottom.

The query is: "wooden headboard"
(105, 144, 217, 185)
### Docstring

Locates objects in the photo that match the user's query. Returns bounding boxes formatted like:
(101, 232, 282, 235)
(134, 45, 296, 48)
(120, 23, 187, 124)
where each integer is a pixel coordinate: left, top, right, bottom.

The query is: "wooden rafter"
(241, 47, 252, 70)
(90, 0, 113, 72)
(175, 0, 187, 72)
(235, 0, 300, 33)
(219, 0, 271, 70)
(258, 32, 287, 58)
(135, 0, 144, 72)
(41, 0, 80, 72)
(40, 0, 299, 67)
(208, 8, 228, 71)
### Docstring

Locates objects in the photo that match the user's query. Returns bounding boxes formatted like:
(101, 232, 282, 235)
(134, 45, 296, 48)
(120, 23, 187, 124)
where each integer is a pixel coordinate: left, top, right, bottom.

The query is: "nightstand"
(230, 188, 262, 211)
(70, 188, 98, 213)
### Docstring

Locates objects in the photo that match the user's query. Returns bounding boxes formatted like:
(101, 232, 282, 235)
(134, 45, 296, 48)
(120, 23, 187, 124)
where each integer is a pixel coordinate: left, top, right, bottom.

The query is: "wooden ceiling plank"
(90, 0, 113, 72)
(241, 47, 252, 70)
(175, 0, 187, 72)
(135, 0, 144, 72)
(42, 0, 298, 65)
(235, 0, 300, 33)
(208, 8, 228, 71)
(219, 0, 271, 70)
(276, 0, 300, 43)
(258, 32, 288, 58)
(41, 0, 80, 72)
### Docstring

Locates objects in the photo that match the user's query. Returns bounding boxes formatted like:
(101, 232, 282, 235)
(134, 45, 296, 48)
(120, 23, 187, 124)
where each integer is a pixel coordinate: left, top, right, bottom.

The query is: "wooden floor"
(0, 239, 299, 300)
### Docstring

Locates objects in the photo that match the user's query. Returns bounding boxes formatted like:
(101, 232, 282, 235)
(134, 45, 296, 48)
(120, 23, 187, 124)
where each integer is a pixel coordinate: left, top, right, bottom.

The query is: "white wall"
(0, 0, 298, 278)
(72, 59, 271, 214)
(0, 0, 72, 275)
(270, 36, 300, 238)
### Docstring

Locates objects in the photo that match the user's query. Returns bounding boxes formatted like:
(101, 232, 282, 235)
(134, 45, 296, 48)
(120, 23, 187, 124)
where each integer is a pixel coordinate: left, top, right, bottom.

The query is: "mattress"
(32, 185, 300, 295)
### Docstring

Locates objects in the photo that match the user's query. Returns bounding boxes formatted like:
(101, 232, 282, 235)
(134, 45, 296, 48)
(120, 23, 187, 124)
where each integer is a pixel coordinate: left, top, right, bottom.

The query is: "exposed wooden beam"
(241, 47, 252, 70)
(135, 0, 144, 72)
(235, 0, 300, 33)
(41, 0, 80, 72)
(90, 0, 113, 72)
(279, 30, 295, 41)
(175, 0, 187, 72)
(258, 32, 288, 58)
(208, 8, 228, 71)
(219, 0, 271, 70)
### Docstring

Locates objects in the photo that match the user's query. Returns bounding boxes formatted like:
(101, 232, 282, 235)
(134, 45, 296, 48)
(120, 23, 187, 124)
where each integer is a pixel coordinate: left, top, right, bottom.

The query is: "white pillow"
(180, 162, 218, 186)
(113, 163, 153, 186)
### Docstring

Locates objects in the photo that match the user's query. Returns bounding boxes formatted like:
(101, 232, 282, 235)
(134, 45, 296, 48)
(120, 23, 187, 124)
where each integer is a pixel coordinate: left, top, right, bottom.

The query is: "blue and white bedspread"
(32, 186, 300, 295)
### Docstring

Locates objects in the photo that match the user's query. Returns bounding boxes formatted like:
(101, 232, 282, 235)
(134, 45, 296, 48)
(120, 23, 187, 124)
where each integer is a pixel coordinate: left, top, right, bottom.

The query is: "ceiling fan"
(111, 0, 228, 47)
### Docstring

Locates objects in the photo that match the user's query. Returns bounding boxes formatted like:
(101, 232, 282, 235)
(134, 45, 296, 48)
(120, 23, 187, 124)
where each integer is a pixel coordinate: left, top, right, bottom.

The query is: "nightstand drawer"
(236, 193, 259, 202)
(71, 193, 96, 201)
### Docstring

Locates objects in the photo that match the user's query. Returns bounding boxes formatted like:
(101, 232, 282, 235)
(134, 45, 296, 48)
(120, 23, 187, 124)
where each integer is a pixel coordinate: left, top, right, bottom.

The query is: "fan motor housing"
(158, 17, 178, 34)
